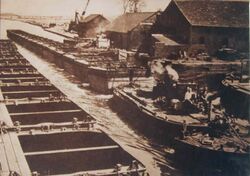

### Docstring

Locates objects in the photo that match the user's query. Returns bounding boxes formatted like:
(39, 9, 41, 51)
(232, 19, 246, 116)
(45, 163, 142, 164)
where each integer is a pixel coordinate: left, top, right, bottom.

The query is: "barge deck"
(7, 30, 148, 94)
(0, 39, 146, 175)
(111, 85, 209, 141)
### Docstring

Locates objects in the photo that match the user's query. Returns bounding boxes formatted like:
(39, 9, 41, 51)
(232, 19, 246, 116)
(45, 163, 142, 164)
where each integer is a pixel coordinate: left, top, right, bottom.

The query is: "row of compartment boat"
(5, 29, 250, 174)
(6, 30, 244, 93)
(0, 40, 146, 176)
(7, 30, 148, 94)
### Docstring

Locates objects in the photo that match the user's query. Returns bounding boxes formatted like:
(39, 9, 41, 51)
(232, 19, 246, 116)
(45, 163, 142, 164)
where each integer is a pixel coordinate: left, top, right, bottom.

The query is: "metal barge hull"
(7, 30, 148, 94)
(221, 79, 250, 119)
(174, 137, 250, 175)
(0, 40, 146, 175)
(111, 88, 208, 141)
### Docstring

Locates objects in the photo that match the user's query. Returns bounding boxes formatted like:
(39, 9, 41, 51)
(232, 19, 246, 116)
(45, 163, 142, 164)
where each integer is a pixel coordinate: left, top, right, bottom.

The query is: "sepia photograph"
(0, 0, 249, 175)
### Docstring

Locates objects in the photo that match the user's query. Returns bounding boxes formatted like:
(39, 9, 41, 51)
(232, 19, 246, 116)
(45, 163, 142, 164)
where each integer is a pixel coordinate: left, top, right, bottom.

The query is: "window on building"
(199, 36, 205, 44)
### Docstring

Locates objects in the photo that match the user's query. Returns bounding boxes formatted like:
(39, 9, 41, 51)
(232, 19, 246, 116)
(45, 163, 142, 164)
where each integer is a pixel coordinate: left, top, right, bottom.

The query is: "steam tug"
(111, 58, 248, 141)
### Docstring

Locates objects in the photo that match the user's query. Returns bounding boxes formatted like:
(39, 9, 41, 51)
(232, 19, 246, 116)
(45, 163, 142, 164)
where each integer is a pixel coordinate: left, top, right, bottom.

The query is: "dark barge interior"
(25, 149, 133, 175)
(0, 39, 145, 175)
(6, 101, 92, 125)
(19, 132, 133, 175)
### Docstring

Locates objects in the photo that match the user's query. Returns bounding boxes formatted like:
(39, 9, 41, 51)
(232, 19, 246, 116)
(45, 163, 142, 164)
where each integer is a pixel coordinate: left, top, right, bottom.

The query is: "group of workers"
(151, 60, 179, 100)
(150, 59, 225, 115)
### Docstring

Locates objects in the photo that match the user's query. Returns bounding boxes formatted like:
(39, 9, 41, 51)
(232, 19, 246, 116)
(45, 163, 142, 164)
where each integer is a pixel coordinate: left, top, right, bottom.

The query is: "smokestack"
(151, 60, 165, 82)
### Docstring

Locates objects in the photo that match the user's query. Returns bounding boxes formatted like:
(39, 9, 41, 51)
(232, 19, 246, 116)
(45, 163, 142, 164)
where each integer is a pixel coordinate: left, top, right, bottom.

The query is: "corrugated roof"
(173, 0, 249, 28)
(152, 34, 181, 46)
(106, 12, 156, 33)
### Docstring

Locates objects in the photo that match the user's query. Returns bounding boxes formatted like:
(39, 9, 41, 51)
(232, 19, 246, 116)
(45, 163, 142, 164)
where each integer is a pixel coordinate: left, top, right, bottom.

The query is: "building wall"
(152, 1, 191, 43)
(107, 28, 143, 50)
(128, 26, 145, 50)
(107, 14, 157, 50)
(153, 42, 188, 58)
(78, 16, 109, 38)
(129, 14, 158, 51)
(152, 1, 249, 56)
(191, 26, 249, 54)
(108, 32, 128, 49)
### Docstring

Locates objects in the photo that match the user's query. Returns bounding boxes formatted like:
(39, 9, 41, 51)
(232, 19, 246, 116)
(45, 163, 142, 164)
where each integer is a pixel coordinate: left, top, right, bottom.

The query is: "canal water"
(1, 19, 177, 176)
(0, 20, 240, 176)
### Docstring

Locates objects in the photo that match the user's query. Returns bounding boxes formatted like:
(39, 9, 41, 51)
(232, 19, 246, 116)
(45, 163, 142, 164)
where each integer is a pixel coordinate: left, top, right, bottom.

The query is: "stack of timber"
(0, 40, 146, 176)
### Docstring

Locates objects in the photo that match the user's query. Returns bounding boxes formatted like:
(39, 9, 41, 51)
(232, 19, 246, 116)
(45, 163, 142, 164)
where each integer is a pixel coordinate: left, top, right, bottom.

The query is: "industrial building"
(151, 0, 249, 57)
(69, 13, 110, 38)
(106, 12, 158, 50)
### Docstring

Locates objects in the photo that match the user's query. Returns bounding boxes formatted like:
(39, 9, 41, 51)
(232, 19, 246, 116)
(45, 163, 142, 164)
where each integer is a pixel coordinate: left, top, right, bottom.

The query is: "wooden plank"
(8, 133, 31, 175)
(10, 109, 83, 116)
(0, 89, 31, 175)
(1, 134, 21, 173)
(25, 145, 119, 156)
(0, 76, 43, 80)
(48, 166, 146, 176)
(0, 135, 10, 175)
(2, 90, 59, 94)
(19, 121, 96, 129)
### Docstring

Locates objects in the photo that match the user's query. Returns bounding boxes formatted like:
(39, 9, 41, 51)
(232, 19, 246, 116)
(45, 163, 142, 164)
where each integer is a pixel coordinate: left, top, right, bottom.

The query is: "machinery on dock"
(68, 0, 90, 33)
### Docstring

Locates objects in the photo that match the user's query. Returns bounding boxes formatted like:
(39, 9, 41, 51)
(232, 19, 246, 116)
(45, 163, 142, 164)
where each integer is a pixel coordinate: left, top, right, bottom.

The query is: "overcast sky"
(1, 0, 171, 19)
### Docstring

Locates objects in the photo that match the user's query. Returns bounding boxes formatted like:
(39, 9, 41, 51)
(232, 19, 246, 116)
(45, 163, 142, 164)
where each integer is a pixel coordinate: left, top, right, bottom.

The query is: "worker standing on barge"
(163, 61, 179, 84)
(129, 68, 134, 85)
(162, 60, 179, 99)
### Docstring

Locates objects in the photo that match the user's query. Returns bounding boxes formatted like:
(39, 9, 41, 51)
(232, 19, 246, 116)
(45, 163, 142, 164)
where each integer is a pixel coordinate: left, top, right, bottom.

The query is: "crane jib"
(82, 0, 90, 16)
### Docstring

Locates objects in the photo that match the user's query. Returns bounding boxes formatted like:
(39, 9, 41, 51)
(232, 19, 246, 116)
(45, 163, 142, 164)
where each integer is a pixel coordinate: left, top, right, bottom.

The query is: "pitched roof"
(106, 12, 156, 33)
(173, 0, 249, 28)
(80, 14, 107, 23)
(152, 34, 181, 46)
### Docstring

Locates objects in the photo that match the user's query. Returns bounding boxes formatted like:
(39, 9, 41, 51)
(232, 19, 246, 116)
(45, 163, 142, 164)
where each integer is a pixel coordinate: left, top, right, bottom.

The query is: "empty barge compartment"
(6, 101, 92, 125)
(0, 39, 146, 175)
(18, 131, 137, 175)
